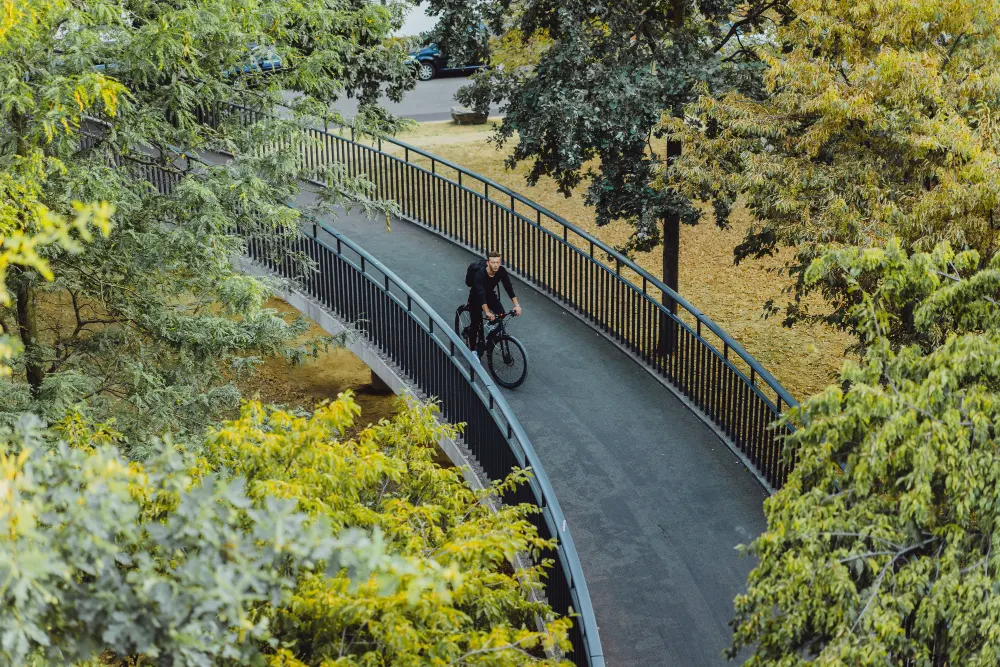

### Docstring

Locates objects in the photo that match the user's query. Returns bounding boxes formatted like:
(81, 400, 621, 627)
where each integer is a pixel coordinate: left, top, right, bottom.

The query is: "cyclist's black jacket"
(471, 265, 516, 309)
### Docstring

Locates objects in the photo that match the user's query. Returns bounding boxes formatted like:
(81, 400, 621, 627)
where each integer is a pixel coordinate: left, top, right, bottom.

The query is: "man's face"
(487, 256, 501, 273)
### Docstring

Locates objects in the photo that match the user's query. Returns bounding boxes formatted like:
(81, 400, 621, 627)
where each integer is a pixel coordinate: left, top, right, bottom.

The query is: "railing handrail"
(340, 125, 797, 411)
(355, 142, 788, 413)
(277, 109, 797, 489)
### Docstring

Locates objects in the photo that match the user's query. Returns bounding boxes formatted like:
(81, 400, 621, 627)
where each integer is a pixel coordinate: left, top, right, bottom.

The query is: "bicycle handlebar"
(486, 311, 520, 324)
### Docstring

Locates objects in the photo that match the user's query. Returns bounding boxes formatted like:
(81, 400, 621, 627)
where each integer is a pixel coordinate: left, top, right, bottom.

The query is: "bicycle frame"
(484, 311, 517, 344)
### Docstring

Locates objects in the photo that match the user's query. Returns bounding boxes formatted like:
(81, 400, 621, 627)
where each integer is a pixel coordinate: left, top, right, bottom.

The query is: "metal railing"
(80, 130, 605, 667)
(211, 102, 799, 492)
(251, 221, 605, 667)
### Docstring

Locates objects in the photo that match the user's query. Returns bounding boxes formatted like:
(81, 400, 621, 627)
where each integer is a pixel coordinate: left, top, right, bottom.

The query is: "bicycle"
(454, 304, 528, 389)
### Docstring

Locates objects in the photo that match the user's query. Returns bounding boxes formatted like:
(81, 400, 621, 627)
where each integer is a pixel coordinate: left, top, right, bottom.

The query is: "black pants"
(468, 293, 504, 354)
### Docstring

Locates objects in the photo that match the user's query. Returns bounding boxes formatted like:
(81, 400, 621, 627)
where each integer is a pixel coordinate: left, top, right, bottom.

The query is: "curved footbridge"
(187, 106, 797, 666)
(310, 202, 770, 666)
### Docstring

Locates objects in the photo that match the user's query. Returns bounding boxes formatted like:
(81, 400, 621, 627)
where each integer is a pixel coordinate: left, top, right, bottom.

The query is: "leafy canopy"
(0, 413, 398, 666)
(0, 0, 117, 376)
(734, 238, 1000, 665)
(0, 393, 575, 666)
(0, 0, 414, 446)
(438, 0, 784, 253)
(670, 0, 1000, 324)
(205, 394, 575, 666)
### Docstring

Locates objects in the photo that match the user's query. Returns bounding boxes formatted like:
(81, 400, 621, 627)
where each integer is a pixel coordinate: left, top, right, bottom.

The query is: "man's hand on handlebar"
(484, 307, 521, 322)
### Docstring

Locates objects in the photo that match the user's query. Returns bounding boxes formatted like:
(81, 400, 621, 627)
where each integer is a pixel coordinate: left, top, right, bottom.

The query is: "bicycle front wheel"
(487, 334, 528, 389)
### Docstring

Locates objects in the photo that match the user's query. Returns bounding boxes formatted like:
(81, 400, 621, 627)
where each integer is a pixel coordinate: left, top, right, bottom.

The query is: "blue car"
(239, 43, 282, 74)
(406, 43, 485, 82)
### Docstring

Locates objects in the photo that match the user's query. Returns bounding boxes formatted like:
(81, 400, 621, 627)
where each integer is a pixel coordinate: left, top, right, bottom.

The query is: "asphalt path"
(302, 197, 769, 667)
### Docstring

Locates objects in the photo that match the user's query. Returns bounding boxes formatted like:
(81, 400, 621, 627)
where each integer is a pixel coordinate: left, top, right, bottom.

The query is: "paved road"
(283, 75, 503, 123)
(296, 194, 768, 666)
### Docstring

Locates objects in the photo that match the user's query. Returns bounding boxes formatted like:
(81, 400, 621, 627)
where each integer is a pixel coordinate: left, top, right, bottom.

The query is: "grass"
(386, 119, 854, 402)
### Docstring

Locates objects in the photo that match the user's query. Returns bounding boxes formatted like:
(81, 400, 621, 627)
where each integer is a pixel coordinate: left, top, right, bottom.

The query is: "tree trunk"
(14, 270, 44, 397)
(658, 139, 683, 356)
(10, 111, 44, 396)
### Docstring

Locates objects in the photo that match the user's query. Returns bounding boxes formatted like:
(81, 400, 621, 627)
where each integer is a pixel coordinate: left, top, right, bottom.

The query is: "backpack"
(465, 259, 486, 287)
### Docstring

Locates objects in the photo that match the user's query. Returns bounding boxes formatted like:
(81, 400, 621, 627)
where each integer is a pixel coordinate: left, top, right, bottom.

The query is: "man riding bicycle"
(468, 250, 522, 356)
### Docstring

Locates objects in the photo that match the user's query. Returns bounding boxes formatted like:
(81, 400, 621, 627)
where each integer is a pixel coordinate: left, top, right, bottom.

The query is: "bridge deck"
(292, 184, 768, 666)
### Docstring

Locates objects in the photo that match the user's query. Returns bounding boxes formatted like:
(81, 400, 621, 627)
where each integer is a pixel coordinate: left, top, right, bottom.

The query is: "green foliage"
(0, 414, 396, 666)
(0, 200, 113, 377)
(733, 238, 1000, 665)
(421, 1, 491, 71)
(804, 239, 1000, 352)
(440, 0, 782, 253)
(204, 394, 575, 666)
(0, 360, 573, 665)
(0, 162, 331, 448)
(671, 0, 1000, 326)
(0, 0, 118, 378)
(0, 0, 415, 446)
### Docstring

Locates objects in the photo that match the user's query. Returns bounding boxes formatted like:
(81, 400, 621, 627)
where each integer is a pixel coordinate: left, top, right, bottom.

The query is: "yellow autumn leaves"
(201, 394, 575, 666)
(668, 0, 1000, 258)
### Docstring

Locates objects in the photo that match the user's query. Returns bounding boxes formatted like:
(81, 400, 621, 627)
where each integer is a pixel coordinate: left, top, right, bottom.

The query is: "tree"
(0, 200, 114, 377)
(0, 414, 397, 666)
(420, 3, 491, 71)
(433, 0, 785, 329)
(0, 0, 414, 447)
(732, 238, 1000, 665)
(669, 0, 1000, 330)
(0, 0, 118, 378)
(205, 394, 574, 666)
(0, 392, 575, 665)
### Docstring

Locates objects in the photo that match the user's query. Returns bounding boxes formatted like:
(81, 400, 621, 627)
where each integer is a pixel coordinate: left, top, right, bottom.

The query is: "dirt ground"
(387, 120, 855, 401)
(238, 298, 400, 430)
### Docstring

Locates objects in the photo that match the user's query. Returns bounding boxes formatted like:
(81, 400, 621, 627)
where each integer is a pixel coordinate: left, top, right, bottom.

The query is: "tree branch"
(713, 2, 778, 54)
(944, 32, 966, 66)
(639, 24, 673, 73)
(839, 550, 899, 563)
(838, 63, 851, 86)
(850, 537, 937, 634)
(818, 531, 903, 551)
(121, 151, 204, 175)
(445, 637, 541, 665)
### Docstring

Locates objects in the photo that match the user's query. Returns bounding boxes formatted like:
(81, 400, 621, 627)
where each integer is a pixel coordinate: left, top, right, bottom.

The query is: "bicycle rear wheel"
(487, 334, 528, 389)
(454, 304, 472, 348)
